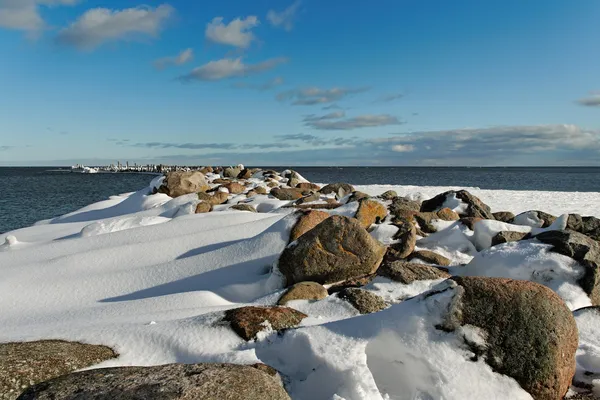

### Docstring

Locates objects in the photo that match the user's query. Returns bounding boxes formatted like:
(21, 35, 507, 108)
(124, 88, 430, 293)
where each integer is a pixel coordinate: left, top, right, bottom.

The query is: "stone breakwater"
(3, 166, 600, 400)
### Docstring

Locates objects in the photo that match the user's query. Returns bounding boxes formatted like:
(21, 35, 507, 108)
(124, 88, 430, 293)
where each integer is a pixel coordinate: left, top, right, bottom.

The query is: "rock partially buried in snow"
(378, 190, 398, 200)
(337, 287, 387, 314)
(270, 187, 307, 201)
(386, 217, 417, 260)
(197, 191, 229, 205)
(224, 306, 307, 341)
(493, 211, 516, 223)
(446, 276, 578, 400)
(223, 166, 241, 178)
(491, 231, 528, 246)
(296, 182, 321, 191)
(421, 190, 494, 220)
(413, 209, 459, 233)
(159, 171, 209, 197)
(17, 363, 290, 400)
(319, 182, 355, 197)
(195, 201, 212, 214)
(277, 281, 329, 305)
(408, 250, 451, 266)
(379, 261, 450, 284)
(354, 198, 387, 228)
(222, 182, 246, 195)
(278, 215, 387, 286)
(1, 340, 116, 399)
(536, 230, 600, 305)
(289, 210, 329, 242)
(513, 210, 557, 228)
(231, 204, 257, 213)
(388, 196, 421, 219)
(567, 214, 600, 241)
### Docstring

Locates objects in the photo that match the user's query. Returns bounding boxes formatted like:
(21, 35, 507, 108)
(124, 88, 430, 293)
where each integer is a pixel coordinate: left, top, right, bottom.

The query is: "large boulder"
(1, 340, 116, 400)
(270, 188, 307, 201)
(289, 210, 329, 242)
(567, 214, 600, 241)
(278, 215, 386, 286)
(17, 363, 290, 400)
(446, 276, 578, 400)
(159, 171, 209, 197)
(224, 306, 307, 341)
(354, 198, 387, 228)
(535, 230, 600, 305)
(420, 190, 494, 220)
(378, 261, 450, 284)
(337, 288, 387, 314)
(277, 281, 328, 305)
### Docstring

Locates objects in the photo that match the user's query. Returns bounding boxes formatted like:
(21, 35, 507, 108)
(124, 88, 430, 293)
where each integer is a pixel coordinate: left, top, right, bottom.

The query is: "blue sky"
(0, 0, 599, 166)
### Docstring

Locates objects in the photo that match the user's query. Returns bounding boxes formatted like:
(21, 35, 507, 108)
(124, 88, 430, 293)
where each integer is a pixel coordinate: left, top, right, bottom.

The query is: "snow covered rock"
(294, 192, 320, 205)
(17, 363, 290, 400)
(536, 230, 600, 305)
(448, 276, 578, 400)
(278, 215, 386, 286)
(355, 198, 387, 229)
(413, 209, 460, 233)
(337, 288, 387, 314)
(289, 210, 329, 242)
(386, 218, 417, 260)
(379, 261, 450, 284)
(421, 190, 495, 220)
(159, 171, 209, 198)
(491, 231, 529, 246)
(513, 210, 557, 228)
(2, 340, 116, 399)
(224, 306, 307, 341)
(408, 250, 451, 266)
(270, 187, 307, 201)
(319, 182, 355, 198)
(493, 211, 516, 223)
(277, 282, 329, 305)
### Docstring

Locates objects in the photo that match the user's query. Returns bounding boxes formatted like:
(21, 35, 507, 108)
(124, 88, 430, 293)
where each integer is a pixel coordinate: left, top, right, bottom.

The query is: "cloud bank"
(178, 57, 287, 82)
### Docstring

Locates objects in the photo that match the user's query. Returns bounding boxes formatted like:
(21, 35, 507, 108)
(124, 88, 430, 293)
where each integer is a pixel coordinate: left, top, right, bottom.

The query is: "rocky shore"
(2, 166, 600, 399)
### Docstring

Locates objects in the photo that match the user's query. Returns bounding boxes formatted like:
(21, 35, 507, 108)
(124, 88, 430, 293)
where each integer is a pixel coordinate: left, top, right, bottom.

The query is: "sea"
(1, 166, 600, 234)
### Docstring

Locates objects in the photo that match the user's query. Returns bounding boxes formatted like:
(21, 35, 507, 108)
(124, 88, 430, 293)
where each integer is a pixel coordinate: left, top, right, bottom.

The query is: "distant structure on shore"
(79, 162, 216, 174)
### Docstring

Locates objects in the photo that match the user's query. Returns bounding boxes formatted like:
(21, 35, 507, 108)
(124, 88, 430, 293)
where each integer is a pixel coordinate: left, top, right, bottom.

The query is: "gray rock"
(278, 215, 386, 286)
(408, 250, 451, 266)
(337, 288, 387, 314)
(378, 190, 398, 200)
(17, 363, 290, 400)
(568, 214, 600, 241)
(378, 261, 449, 284)
(231, 204, 257, 212)
(492, 211, 516, 223)
(514, 210, 557, 228)
(388, 197, 421, 218)
(420, 190, 494, 220)
(319, 183, 355, 197)
(270, 187, 307, 201)
(491, 231, 528, 246)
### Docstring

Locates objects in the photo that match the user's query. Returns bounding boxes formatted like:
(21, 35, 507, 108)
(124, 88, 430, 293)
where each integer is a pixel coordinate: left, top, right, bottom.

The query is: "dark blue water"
(2, 167, 600, 234)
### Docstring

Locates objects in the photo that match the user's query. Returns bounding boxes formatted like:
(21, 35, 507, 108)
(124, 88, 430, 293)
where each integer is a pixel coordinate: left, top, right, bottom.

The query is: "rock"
(378, 261, 450, 284)
(223, 166, 241, 178)
(447, 276, 578, 400)
(491, 231, 528, 246)
(254, 186, 268, 195)
(197, 191, 229, 205)
(348, 191, 370, 202)
(277, 282, 328, 305)
(198, 166, 213, 174)
(319, 183, 355, 197)
(286, 203, 342, 210)
(408, 250, 451, 266)
(535, 230, 600, 305)
(237, 168, 253, 179)
(459, 217, 482, 230)
(195, 201, 212, 213)
(160, 171, 209, 198)
(1, 340, 116, 400)
(231, 204, 256, 212)
(296, 182, 321, 191)
(420, 190, 494, 220)
(388, 196, 421, 217)
(385, 218, 417, 260)
(378, 190, 398, 200)
(212, 178, 231, 184)
(354, 198, 388, 228)
(224, 306, 307, 341)
(289, 210, 330, 242)
(337, 288, 387, 314)
(270, 187, 306, 200)
(493, 211, 516, 223)
(568, 214, 600, 241)
(246, 190, 258, 197)
(536, 210, 558, 228)
(223, 182, 246, 194)
(278, 215, 386, 286)
(295, 192, 320, 205)
(17, 363, 290, 400)
(326, 274, 377, 294)
(267, 181, 279, 188)
(414, 209, 460, 233)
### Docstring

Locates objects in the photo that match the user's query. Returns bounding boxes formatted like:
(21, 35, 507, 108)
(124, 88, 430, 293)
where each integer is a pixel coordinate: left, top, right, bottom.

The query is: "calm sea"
(1, 166, 600, 234)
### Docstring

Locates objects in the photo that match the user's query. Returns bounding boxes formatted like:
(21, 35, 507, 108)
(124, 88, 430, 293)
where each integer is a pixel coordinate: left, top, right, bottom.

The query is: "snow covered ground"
(1, 174, 599, 399)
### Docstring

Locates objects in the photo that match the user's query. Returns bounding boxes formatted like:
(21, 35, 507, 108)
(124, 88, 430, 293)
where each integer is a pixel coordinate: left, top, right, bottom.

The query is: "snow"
(1, 176, 600, 399)
(573, 307, 600, 397)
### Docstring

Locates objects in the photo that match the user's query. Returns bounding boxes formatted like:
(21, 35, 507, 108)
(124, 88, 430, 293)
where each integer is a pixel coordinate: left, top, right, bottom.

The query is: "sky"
(0, 0, 599, 166)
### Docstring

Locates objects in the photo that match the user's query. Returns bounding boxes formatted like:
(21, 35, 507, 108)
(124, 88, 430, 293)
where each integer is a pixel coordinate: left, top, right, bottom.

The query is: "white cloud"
(277, 86, 369, 105)
(0, 0, 77, 34)
(305, 114, 403, 130)
(154, 48, 193, 69)
(56, 4, 174, 50)
(178, 57, 288, 82)
(577, 94, 600, 107)
(205, 16, 259, 48)
(392, 144, 414, 152)
(267, 0, 300, 31)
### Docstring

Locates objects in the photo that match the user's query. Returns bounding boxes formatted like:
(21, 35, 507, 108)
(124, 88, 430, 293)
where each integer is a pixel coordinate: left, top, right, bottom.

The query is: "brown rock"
(223, 182, 246, 194)
(421, 190, 494, 219)
(447, 276, 578, 400)
(17, 363, 290, 400)
(386, 218, 417, 260)
(355, 198, 388, 228)
(460, 217, 483, 230)
(296, 182, 321, 191)
(414, 209, 460, 233)
(254, 186, 268, 195)
(198, 166, 213, 174)
(567, 214, 600, 241)
(389, 197, 421, 217)
(224, 306, 307, 341)
(195, 201, 212, 213)
(231, 204, 256, 212)
(379, 261, 450, 283)
(493, 211, 516, 223)
(271, 187, 306, 200)
(267, 181, 279, 188)
(295, 192, 320, 205)
(378, 190, 398, 200)
(491, 231, 528, 246)
(337, 288, 387, 314)
(289, 210, 330, 242)
(160, 171, 210, 197)
(319, 183, 355, 198)
(246, 190, 258, 198)
(408, 250, 451, 266)
(348, 191, 370, 202)
(277, 281, 328, 305)
(286, 203, 342, 210)
(2, 340, 116, 400)
(212, 178, 231, 184)
(326, 274, 377, 294)
(223, 166, 241, 178)
(237, 168, 254, 179)
(278, 215, 387, 286)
